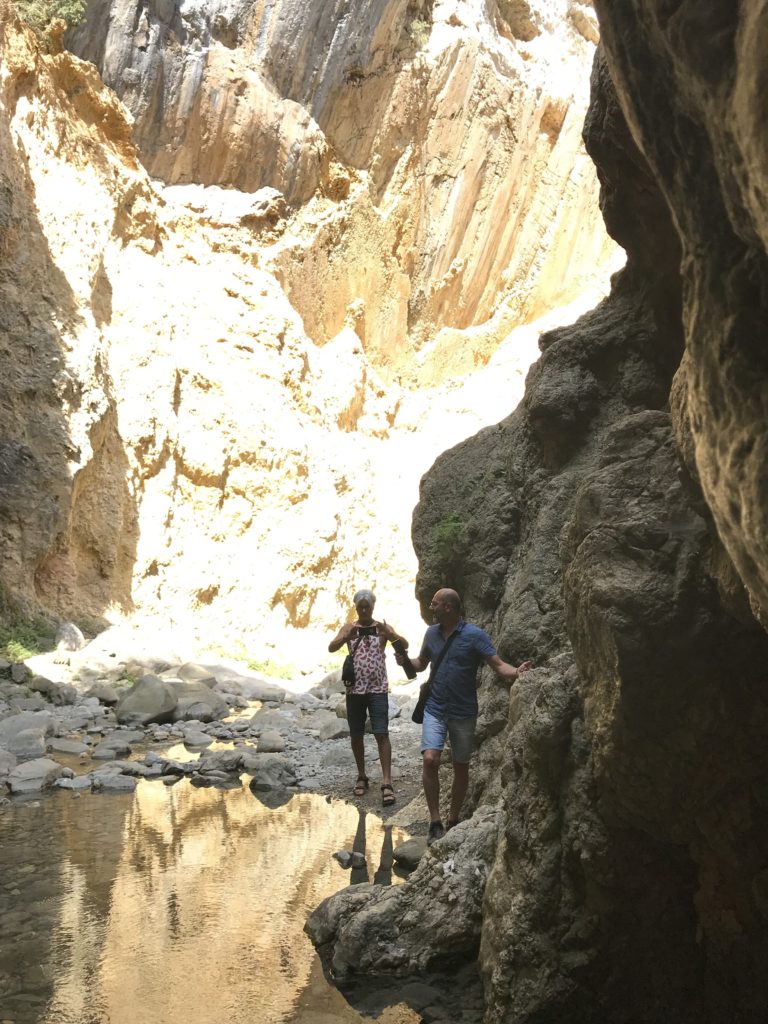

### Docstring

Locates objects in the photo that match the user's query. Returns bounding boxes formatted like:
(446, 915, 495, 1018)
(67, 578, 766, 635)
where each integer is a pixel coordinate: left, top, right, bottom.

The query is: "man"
(328, 589, 406, 807)
(399, 588, 532, 845)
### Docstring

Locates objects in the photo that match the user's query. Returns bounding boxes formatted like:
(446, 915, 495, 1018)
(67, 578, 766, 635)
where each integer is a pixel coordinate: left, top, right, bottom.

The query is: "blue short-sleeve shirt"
(420, 620, 496, 719)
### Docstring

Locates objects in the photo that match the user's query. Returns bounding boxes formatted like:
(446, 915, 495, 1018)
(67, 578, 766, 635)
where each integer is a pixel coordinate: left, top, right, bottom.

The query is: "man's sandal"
(353, 775, 369, 796)
(381, 783, 396, 807)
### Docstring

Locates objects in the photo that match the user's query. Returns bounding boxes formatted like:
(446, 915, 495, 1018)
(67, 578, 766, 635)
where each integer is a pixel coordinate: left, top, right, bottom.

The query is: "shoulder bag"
(342, 634, 363, 690)
(411, 630, 459, 724)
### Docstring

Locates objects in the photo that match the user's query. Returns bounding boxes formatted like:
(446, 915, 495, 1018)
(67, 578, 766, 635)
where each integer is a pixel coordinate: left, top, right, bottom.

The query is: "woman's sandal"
(353, 775, 369, 796)
(381, 783, 396, 807)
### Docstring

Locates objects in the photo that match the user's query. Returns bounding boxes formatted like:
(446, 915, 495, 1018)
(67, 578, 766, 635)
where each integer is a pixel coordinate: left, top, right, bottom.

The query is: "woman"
(328, 589, 406, 806)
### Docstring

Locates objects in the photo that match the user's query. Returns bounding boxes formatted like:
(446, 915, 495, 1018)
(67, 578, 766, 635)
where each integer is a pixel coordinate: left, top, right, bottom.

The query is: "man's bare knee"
(422, 749, 442, 772)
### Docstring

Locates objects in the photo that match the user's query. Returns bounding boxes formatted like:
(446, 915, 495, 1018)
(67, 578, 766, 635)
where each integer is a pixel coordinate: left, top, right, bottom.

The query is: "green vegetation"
(0, 619, 56, 662)
(12, 0, 87, 45)
(246, 657, 296, 681)
(409, 17, 430, 49)
(432, 511, 466, 561)
(0, 583, 56, 662)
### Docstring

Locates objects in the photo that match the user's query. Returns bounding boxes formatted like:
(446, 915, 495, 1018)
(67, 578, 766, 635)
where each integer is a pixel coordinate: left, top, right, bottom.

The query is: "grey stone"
(85, 683, 120, 705)
(0, 747, 18, 778)
(257, 729, 285, 753)
(197, 748, 243, 773)
(55, 622, 86, 652)
(170, 680, 228, 722)
(305, 809, 500, 978)
(183, 729, 213, 747)
(91, 742, 125, 760)
(0, 712, 53, 759)
(116, 674, 177, 726)
(176, 662, 217, 684)
(333, 850, 353, 868)
(46, 737, 89, 755)
(92, 772, 137, 792)
(393, 837, 427, 869)
(27, 674, 57, 697)
(209, 669, 286, 702)
(11, 663, 30, 683)
(54, 774, 92, 790)
(318, 717, 349, 742)
(7, 757, 66, 794)
(311, 668, 346, 699)
(245, 753, 297, 791)
(106, 729, 145, 745)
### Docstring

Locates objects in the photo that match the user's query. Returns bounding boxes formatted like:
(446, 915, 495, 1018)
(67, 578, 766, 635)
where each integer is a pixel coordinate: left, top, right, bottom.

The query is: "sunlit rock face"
(403, 24, 768, 1024)
(68, 0, 615, 370)
(0, 1, 617, 664)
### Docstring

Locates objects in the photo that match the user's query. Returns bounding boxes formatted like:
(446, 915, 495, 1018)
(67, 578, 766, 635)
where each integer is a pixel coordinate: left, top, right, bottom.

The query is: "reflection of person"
(349, 810, 394, 887)
(399, 588, 532, 846)
(350, 808, 369, 885)
(328, 589, 406, 807)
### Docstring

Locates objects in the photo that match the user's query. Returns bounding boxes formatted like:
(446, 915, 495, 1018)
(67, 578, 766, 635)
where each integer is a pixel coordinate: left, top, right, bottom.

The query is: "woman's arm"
(328, 622, 356, 653)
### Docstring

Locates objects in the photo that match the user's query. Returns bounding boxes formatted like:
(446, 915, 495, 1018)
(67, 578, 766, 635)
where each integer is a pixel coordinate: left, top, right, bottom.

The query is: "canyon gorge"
(2, 0, 768, 1022)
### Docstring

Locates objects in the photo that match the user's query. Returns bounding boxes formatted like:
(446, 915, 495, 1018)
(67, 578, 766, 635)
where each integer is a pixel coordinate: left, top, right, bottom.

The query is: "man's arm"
(484, 654, 533, 683)
(407, 653, 430, 672)
(394, 636, 430, 673)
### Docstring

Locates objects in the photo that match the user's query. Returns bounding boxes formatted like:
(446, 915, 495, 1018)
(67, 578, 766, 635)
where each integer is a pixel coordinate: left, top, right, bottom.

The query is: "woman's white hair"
(353, 589, 376, 607)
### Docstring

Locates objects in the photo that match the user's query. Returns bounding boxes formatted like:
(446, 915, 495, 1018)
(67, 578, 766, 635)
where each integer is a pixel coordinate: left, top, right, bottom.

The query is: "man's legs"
(422, 711, 449, 843)
(422, 748, 442, 821)
(446, 717, 475, 826)
(449, 760, 469, 824)
(421, 710, 448, 822)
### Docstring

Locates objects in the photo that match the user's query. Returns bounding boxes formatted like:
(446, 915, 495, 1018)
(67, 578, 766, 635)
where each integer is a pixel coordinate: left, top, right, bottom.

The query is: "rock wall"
(68, 0, 615, 369)
(412, 14, 768, 1023)
(310, 16, 768, 1024)
(0, 0, 616, 667)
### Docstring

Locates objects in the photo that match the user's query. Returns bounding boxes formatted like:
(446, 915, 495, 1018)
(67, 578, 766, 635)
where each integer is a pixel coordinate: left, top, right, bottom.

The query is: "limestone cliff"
(67, 0, 614, 374)
(0, 0, 614, 669)
(311, 9, 768, 1024)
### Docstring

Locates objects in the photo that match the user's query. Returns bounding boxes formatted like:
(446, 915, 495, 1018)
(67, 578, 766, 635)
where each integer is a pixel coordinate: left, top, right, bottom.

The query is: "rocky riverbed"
(0, 624, 429, 813)
(0, 625, 489, 1024)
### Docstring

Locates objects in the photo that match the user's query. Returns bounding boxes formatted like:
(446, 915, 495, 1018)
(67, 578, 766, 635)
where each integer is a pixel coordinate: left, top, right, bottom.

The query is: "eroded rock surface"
(69, 0, 613, 358)
(312, 29, 768, 1024)
(0, 3, 616, 669)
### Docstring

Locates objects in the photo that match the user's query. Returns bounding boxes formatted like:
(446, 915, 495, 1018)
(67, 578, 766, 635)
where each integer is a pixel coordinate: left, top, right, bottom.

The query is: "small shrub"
(0, 623, 45, 662)
(0, 584, 57, 662)
(12, 0, 86, 45)
(409, 17, 430, 48)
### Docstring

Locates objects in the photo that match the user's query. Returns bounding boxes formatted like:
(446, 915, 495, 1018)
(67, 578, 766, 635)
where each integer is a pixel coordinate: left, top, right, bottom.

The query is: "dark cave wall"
(411, 28, 768, 1023)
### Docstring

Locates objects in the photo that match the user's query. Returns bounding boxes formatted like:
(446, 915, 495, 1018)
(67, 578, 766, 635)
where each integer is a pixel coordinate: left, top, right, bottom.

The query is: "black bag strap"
(422, 628, 459, 696)
(346, 633, 364, 657)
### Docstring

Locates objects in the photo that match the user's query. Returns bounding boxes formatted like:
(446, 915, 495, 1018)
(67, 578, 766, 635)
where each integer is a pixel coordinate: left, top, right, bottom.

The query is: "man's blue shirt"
(420, 619, 496, 719)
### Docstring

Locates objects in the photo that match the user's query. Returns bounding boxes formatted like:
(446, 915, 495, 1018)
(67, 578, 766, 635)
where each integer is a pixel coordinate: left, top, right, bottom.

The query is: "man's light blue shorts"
(421, 709, 476, 763)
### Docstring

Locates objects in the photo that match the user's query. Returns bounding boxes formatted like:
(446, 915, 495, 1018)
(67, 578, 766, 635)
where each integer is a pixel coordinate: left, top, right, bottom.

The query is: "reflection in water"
(0, 783, 416, 1024)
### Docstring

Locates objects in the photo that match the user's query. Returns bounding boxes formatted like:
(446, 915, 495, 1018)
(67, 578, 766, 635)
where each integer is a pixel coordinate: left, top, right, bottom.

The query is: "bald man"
(399, 588, 531, 845)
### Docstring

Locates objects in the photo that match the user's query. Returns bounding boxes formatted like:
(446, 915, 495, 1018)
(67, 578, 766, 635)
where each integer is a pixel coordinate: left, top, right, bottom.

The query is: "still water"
(0, 781, 417, 1024)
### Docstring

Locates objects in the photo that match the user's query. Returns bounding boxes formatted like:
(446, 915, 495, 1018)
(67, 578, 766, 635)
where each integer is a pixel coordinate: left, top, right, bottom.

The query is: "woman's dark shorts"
(346, 692, 389, 737)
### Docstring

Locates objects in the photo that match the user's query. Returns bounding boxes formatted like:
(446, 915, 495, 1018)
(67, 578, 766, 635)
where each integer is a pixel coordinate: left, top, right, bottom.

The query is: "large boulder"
(0, 711, 53, 759)
(169, 680, 229, 722)
(306, 810, 500, 978)
(6, 757, 66, 794)
(115, 674, 177, 726)
(242, 752, 297, 791)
